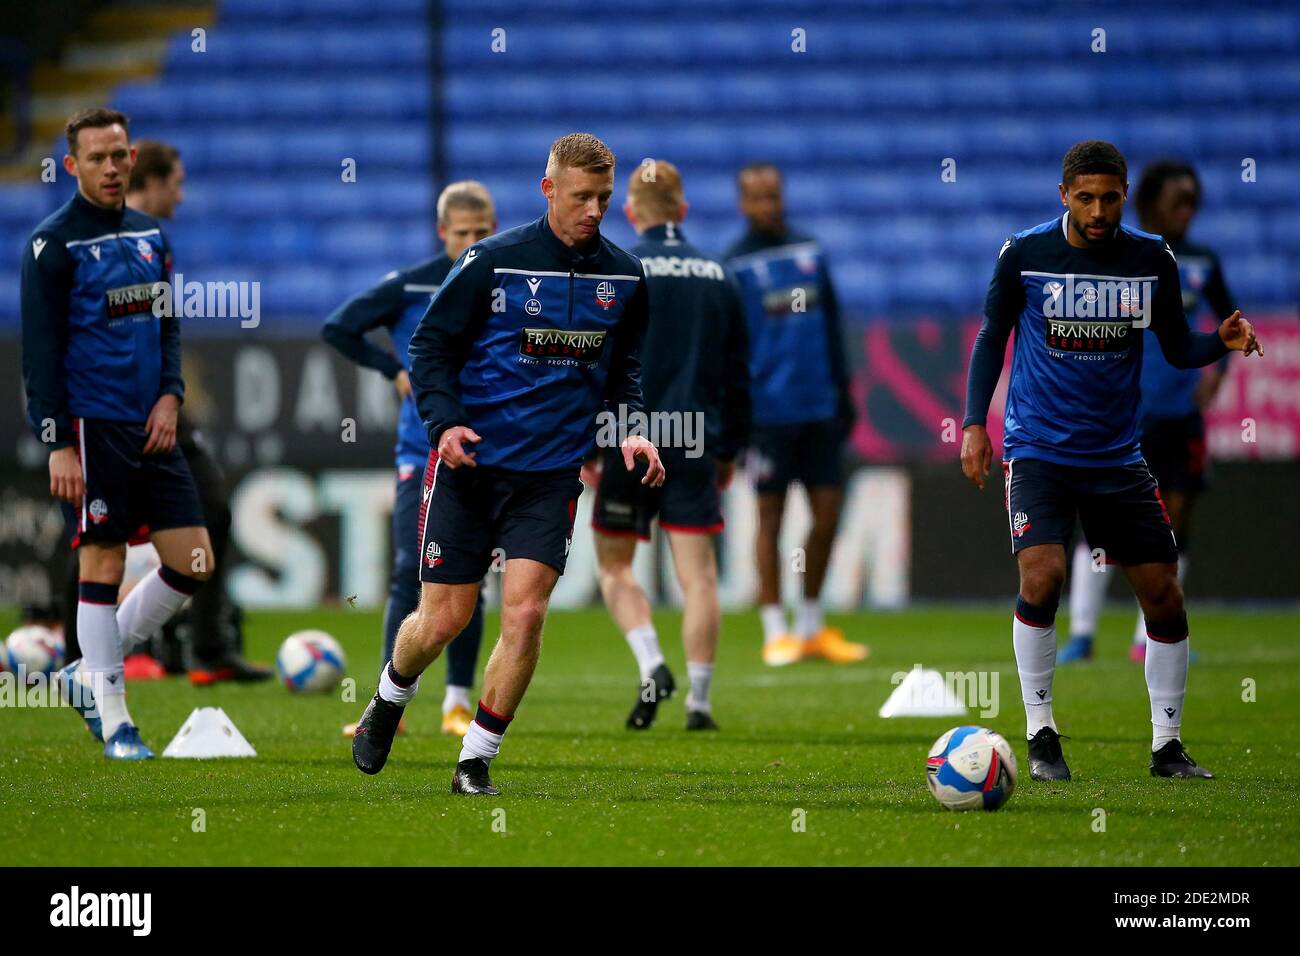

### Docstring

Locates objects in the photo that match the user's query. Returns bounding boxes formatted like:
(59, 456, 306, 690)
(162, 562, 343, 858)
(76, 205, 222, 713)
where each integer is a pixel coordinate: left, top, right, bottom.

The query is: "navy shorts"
(592, 446, 724, 540)
(747, 419, 845, 495)
(417, 452, 584, 583)
(1002, 456, 1178, 566)
(1140, 413, 1208, 495)
(62, 418, 205, 548)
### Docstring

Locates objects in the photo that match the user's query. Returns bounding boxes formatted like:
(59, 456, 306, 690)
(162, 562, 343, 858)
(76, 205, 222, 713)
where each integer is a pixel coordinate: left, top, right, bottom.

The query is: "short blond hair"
(437, 180, 494, 225)
(627, 159, 684, 222)
(546, 132, 615, 179)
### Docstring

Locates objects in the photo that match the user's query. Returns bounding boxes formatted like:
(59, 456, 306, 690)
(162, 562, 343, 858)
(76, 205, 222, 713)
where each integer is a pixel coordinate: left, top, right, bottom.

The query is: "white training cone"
(162, 706, 257, 758)
(878, 666, 968, 718)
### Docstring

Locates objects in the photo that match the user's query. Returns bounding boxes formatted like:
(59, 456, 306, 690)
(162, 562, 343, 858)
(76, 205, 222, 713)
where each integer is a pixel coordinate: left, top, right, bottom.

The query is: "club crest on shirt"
(595, 281, 616, 309)
(137, 238, 154, 262)
(1039, 273, 1153, 324)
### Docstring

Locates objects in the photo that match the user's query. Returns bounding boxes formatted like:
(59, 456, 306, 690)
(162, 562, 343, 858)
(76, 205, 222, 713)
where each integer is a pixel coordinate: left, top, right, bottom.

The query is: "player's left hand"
(580, 457, 601, 488)
(1218, 311, 1263, 356)
(143, 394, 181, 455)
(622, 435, 665, 487)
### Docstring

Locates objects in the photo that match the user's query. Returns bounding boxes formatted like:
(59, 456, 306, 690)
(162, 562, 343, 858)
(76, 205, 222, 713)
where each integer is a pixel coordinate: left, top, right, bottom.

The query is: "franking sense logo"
(104, 282, 159, 320)
(1040, 274, 1154, 353)
(518, 328, 608, 365)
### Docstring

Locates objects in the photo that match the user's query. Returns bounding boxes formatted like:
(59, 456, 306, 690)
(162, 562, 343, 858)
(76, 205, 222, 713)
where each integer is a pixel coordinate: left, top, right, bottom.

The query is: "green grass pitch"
(3, 605, 1297, 866)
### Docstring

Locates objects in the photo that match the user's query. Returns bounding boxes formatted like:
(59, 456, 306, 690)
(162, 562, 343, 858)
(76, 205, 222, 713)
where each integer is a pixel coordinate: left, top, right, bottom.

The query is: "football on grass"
(4, 625, 65, 678)
(276, 630, 346, 693)
(926, 726, 1018, 811)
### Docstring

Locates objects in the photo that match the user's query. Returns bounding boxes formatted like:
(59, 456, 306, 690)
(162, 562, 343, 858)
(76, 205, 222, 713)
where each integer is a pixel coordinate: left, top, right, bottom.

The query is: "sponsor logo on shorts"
(518, 327, 607, 365)
(88, 499, 109, 524)
(1011, 511, 1032, 538)
(422, 480, 434, 503)
(424, 539, 442, 568)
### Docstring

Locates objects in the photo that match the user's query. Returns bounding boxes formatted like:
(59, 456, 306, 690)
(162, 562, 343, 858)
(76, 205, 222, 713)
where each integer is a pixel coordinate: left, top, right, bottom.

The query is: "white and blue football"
(4, 625, 65, 679)
(276, 630, 346, 693)
(926, 725, 1018, 811)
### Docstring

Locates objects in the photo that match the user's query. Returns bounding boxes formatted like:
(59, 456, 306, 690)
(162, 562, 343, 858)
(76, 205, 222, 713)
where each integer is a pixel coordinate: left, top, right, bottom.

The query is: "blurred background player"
(725, 162, 865, 666)
(322, 181, 495, 737)
(961, 140, 1261, 781)
(58, 139, 269, 686)
(21, 108, 215, 759)
(349, 133, 664, 796)
(1061, 159, 1236, 665)
(588, 159, 751, 731)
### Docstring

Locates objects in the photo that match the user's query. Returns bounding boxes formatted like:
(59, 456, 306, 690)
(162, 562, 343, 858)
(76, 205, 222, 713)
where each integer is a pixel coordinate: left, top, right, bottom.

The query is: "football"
(926, 725, 1018, 811)
(4, 625, 65, 678)
(275, 630, 347, 693)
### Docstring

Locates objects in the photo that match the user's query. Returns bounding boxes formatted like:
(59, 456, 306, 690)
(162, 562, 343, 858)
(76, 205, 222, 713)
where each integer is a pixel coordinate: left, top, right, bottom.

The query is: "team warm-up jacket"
(321, 254, 451, 469)
(21, 192, 180, 448)
(1139, 236, 1234, 423)
(408, 214, 649, 472)
(725, 226, 851, 429)
(633, 222, 751, 461)
(963, 213, 1229, 468)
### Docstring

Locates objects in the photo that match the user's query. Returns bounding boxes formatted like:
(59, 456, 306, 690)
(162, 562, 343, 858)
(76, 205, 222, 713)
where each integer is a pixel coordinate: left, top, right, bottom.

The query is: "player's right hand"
(394, 370, 412, 399)
(438, 425, 481, 468)
(960, 424, 993, 491)
(49, 446, 84, 505)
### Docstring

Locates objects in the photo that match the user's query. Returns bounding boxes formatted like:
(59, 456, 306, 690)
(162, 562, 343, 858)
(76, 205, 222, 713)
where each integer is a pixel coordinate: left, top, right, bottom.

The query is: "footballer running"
(349, 133, 665, 795)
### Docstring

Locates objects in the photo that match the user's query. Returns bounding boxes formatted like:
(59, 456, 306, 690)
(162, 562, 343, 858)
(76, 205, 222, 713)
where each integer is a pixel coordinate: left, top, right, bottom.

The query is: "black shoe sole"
(1151, 767, 1214, 779)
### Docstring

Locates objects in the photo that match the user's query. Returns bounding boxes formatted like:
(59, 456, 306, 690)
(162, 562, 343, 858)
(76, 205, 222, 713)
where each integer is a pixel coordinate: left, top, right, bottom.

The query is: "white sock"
(377, 662, 420, 706)
(624, 624, 664, 681)
(78, 595, 131, 739)
(459, 719, 503, 765)
(760, 604, 787, 644)
(1068, 540, 1109, 638)
(117, 567, 193, 655)
(1013, 609, 1057, 738)
(796, 599, 823, 639)
(686, 661, 714, 713)
(1146, 638, 1188, 750)
(1135, 555, 1187, 646)
(443, 684, 471, 714)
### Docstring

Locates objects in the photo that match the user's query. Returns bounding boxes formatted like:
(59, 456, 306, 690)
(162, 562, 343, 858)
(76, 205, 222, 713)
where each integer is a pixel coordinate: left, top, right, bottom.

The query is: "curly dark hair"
(1062, 140, 1128, 186)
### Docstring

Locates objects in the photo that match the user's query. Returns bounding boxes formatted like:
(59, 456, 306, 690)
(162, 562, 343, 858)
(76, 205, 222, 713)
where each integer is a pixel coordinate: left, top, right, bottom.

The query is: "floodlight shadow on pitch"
(878, 666, 968, 718)
(162, 706, 257, 759)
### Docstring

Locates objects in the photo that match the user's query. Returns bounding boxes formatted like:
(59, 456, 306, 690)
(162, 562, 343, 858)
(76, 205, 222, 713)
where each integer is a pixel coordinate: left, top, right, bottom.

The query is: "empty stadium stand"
(1, 0, 1296, 330)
